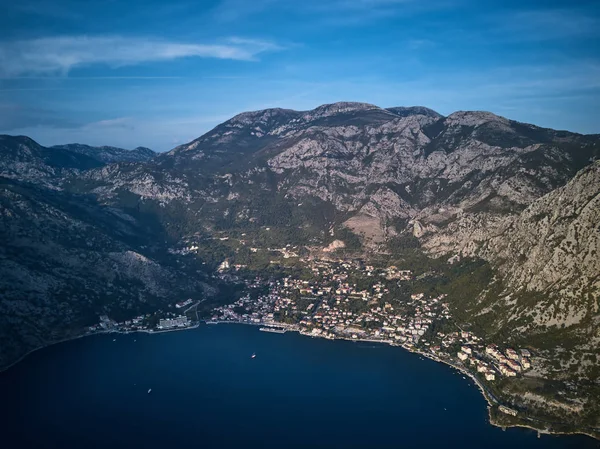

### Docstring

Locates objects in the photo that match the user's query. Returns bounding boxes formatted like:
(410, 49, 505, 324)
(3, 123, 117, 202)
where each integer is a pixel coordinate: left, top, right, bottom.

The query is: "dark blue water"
(1, 324, 597, 449)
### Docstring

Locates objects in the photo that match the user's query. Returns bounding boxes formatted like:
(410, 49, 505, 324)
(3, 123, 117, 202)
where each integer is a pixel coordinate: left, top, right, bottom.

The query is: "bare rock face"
(323, 239, 345, 252)
(412, 220, 426, 238)
(418, 161, 600, 329)
(476, 161, 600, 327)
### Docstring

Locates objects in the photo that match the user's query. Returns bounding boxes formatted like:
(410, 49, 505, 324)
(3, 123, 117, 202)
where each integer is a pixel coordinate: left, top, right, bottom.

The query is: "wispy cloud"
(406, 38, 435, 50)
(327, 0, 415, 10)
(0, 36, 281, 76)
(212, 0, 279, 22)
(490, 9, 600, 41)
(0, 76, 185, 80)
(82, 117, 136, 130)
(212, 0, 446, 25)
(0, 103, 81, 130)
(5, 0, 83, 21)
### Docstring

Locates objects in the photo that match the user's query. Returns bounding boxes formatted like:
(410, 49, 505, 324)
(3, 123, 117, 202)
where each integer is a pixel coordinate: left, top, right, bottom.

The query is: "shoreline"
(209, 320, 599, 441)
(488, 420, 600, 442)
(0, 323, 201, 374)
(1, 319, 597, 441)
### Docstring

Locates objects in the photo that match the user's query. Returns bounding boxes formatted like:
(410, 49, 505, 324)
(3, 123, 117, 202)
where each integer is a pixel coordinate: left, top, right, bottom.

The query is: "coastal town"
(208, 257, 534, 392)
(89, 254, 535, 419)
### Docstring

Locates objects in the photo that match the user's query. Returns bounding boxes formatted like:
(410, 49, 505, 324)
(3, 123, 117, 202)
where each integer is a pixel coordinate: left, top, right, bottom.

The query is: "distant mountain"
(51, 143, 156, 163)
(0, 136, 208, 368)
(0, 135, 103, 184)
(1, 102, 599, 434)
(0, 135, 156, 186)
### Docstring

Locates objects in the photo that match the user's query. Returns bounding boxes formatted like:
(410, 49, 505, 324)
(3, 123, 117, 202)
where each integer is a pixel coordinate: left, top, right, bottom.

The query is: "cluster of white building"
(158, 315, 190, 329)
(384, 266, 413, 281)
(457, 342, 533, 379)
(209, 256, 535, 388)
(486, 345, 531, 377)
(448, 331, 534, 381)
(211, 288, 281, 324)
(90, 314, 150, 332)
(211, 258, 453, 349)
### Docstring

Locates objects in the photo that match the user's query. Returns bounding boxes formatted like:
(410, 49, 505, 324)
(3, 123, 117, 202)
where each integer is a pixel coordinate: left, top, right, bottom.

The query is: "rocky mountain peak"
(224, 102, 433, 128)
(0, 134, 40, 148)
(169, 102, 394, 158)
(386, 106, 443, 119)
(305, 101, 381, 117)
(228, 107, 299, 127)
(445, 110, 510, 128)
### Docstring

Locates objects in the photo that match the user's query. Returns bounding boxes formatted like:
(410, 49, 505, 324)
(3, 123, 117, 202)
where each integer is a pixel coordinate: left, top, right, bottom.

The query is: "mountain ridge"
(50, 143, 156, 163)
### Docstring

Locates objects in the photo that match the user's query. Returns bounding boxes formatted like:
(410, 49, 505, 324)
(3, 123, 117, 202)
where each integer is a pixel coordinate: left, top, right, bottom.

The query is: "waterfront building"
(158, 316, 189, 329)
(506, 348, 520, 361)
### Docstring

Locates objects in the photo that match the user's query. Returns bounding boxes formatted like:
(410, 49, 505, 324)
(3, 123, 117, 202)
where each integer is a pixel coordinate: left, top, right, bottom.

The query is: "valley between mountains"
(1, 102, 598, 437)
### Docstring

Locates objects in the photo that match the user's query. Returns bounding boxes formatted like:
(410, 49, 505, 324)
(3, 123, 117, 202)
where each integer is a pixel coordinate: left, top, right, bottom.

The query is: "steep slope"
(437, 162, 600, 431)
(465, 160, 600, 330)
(0, 176, 213, 368)
(0, 138, 213, 369)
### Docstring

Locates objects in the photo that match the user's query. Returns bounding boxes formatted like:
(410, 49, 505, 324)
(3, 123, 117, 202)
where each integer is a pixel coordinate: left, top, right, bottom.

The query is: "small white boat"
(251, 353, 256, 359)
(113, 339, 116, 342)
(148, 388, 152, 394)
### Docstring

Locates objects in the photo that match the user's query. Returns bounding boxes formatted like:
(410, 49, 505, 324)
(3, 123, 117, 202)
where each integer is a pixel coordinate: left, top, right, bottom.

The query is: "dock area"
(259, 327, 287, 334)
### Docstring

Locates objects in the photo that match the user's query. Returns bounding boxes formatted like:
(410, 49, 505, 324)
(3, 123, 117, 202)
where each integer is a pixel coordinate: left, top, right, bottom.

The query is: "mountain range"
(0, 102, 598, 434)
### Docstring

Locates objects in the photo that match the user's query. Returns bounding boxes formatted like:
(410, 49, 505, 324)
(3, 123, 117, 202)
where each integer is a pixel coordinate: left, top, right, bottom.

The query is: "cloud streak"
(212, 0, 439, 25)
(490, 9, 600, 41)
(0, 36, 281, 76)
(0, 103, 82, 130)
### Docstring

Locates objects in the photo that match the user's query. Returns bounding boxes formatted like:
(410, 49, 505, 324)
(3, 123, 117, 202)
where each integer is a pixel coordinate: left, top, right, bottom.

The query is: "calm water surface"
(1, 324, 597, 449)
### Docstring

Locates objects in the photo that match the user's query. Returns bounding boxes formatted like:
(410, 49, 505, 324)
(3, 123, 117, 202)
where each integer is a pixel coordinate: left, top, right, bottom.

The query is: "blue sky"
(0, 0, 599, 151)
